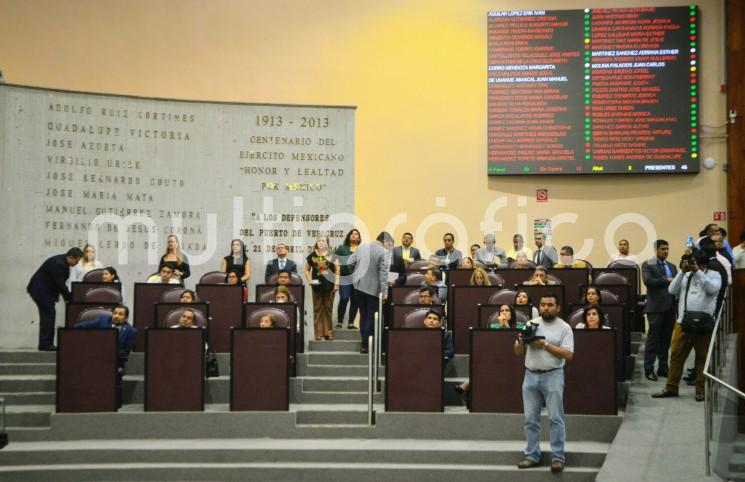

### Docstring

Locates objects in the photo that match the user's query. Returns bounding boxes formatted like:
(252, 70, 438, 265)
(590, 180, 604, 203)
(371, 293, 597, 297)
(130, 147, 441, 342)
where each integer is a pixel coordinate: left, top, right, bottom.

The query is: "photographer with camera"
(513, 295, 574, 473)
(652, 250, 721, 402)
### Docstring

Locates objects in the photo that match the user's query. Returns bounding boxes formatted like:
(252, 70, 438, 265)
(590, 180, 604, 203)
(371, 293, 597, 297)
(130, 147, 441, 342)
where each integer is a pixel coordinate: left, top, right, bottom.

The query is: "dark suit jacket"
(642, 257, 678, 313)
(27, 254, 72, 303)
(76, 315, 138, 362)
(392, 245, 421, 266)
(389, 251, 407, 287)
(264, 258, 298, 283)
(706, 257, 728, 316)
(533, 246, 558, 269)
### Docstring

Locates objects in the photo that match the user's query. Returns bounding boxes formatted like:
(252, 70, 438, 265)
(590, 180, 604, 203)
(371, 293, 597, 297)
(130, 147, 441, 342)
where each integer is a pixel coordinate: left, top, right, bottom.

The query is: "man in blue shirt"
(76, 304, 137, 408)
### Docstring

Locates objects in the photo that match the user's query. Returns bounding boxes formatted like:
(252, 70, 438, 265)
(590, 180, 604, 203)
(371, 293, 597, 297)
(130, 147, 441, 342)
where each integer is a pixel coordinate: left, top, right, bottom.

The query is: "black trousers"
(31, 293, 57, 349)
(644, 309, 676, 371)
(356, 290, 379, 348)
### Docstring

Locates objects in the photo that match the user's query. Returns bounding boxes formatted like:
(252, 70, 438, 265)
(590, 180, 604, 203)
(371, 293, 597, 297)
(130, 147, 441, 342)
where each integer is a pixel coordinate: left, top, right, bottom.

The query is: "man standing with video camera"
(513, 294, 574, 473)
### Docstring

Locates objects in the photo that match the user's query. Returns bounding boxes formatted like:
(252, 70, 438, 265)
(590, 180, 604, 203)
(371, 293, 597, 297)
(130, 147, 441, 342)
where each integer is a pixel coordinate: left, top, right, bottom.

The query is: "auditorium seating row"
(57, 326, 617, 415)
(56, 327, 290, 412)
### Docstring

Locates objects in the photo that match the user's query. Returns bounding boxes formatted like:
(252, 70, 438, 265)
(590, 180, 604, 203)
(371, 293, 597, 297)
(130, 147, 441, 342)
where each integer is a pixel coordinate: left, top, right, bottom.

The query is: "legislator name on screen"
(487, 5, 699, 175)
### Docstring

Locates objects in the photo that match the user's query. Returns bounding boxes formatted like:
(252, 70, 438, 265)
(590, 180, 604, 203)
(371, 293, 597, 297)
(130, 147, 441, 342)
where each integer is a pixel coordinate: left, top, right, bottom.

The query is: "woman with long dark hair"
(220, 239, 251, 284)
(334, 229, 360, 330)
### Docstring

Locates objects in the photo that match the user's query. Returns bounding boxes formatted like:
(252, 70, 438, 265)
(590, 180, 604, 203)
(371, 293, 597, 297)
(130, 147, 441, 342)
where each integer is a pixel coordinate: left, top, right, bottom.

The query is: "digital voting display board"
(487, 6, 699, 175)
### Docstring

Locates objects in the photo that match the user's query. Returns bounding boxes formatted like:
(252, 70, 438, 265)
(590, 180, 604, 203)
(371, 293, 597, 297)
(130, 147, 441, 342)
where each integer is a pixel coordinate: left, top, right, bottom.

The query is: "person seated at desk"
(422, 310, 454, 360)
(460, 257, 474, 269)
(506, 234, 533, 261)
(417, 286, 436, 304)
(608, 239, 637, 264)
(514, 252, 531, 269)
(180, 290, 196, 303)
(147, 265, 182, 285)
(515, 289, 539, 319)
(583, 286, 603, 307)
(455, 303, 515, 402)
(225, 270, 248, 301)
(259, 314, 276, 329)
(101, 266, 125, 303)
(273, 285, 294, 303)
(69, 244, 104, 284)
(422, 268, 447, 302)
(276, 270, 294, 286)
(470, 267, 491, 286)
(523, 266, 556, 286)
(554, 245, 587, 269)
(574, 305, 610, 329)
(489, 304, 515, 330)
(475, 233, 507, 267)
(75, 304, 137, 408)
(171, 309, 198, 328)
(470, 244, 480, 258)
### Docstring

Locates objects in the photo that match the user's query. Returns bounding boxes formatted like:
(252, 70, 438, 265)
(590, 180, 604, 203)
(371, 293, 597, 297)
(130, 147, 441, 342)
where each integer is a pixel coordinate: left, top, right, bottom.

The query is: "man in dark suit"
(642, 240, 678, 380)
(392, 232, 421, 269)
(26, 247, 83, 351)
(533, 233, 558, 269)
(76, 304, 138, 409)
(264, 243, 298, 283)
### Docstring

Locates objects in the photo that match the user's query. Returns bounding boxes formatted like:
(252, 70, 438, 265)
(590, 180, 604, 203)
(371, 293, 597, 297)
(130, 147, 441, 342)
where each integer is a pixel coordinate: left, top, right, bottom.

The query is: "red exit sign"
(713, 211, 726, 221)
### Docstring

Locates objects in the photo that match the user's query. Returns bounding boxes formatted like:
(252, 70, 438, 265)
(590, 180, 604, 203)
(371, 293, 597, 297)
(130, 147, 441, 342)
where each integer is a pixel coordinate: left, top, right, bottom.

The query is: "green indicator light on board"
(523, 166, 531, 172)
(691, 115, 697, 121)
(585, 155, 591, 160)
(691, 122, 697, 127)
(691, 134, 697, 140)
(585, 69, 590, 75)
(585, 136, 591, 142)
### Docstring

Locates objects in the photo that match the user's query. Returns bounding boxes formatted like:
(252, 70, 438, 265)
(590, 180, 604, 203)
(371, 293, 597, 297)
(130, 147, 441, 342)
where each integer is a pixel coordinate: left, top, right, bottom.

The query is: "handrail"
(376, 293, 384, 392)
(703, 288, 741, 476)
(367, 335, 374, 426)
(372, 312, 379, 393)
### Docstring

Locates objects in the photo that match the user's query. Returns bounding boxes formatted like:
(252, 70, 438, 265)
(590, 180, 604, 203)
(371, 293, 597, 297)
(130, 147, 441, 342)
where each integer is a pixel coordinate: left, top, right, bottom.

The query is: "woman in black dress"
(220, 239, 251, 285)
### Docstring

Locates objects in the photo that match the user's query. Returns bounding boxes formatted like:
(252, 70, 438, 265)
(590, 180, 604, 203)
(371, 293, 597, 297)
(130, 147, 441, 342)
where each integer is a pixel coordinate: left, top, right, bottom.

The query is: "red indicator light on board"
(690, 35, 696, 41)
(691, 97, 697, 102)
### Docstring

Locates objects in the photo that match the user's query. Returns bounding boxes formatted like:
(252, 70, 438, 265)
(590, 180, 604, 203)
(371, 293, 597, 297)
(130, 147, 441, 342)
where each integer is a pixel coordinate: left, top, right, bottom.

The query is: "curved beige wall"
(0, 0, 727, 265)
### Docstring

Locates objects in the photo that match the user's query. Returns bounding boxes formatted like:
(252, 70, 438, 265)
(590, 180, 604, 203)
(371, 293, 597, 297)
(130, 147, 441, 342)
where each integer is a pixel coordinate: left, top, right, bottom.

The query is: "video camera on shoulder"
(518, 321, 545, 344)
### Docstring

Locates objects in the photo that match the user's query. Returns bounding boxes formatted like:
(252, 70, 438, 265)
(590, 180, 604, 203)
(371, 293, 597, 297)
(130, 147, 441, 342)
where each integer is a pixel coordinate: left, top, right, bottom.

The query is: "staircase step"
(308, 340, 361, 352)
(305, 353, 368, 366)
(296, 410, 370, 425)
(730, 454, 745, 472)
(0, 462, 599, 482)
(0, 364, 56, 376)
(0, 352, 55, 364)
(294, 391, 383, 404)
(0, 377, 56, 393)
(5, 406, 53, 427)
(302, 377, 369, 392)
(0, 439, 607, 467)
(330, 329, 360, 341)
(0, 392, 55, 405)
(297, 364, 368, 377)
